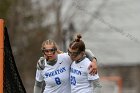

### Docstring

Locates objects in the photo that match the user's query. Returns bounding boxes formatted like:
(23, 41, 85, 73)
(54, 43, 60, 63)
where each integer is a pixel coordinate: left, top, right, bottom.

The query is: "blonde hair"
(41, 39, 63, 54)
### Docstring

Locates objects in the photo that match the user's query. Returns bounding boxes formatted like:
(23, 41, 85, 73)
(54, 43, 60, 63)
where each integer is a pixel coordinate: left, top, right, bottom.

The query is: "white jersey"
(35, 53, 72, 93)
(70, 58, 99, 93)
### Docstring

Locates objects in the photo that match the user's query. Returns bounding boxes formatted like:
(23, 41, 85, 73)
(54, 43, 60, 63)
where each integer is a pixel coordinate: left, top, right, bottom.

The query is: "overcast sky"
(37, 0, 140, 65)
(80, 0, 140, 66)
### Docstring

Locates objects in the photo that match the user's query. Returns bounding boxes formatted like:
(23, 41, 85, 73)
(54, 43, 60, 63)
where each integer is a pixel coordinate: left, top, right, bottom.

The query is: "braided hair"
(41, 39, 63, 54)
(41, 40, 57, 50)
(69, 34, 85, 52)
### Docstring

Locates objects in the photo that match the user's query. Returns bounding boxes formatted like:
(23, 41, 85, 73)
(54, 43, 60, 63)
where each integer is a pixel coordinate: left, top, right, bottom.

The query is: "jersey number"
(55, 77, 61, 85)
(71, 76, 76, 85)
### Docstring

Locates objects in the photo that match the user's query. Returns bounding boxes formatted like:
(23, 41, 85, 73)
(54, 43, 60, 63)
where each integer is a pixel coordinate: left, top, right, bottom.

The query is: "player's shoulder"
(82, 57, 91, 66)
(83, 57, 91, 62)
(58, 53, 72, 64)
(58, 53, 69, 58)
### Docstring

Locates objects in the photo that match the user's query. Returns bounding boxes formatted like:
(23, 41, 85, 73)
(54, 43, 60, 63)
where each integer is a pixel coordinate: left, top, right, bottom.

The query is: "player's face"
(42, 44, 56, 60)
(68, 48, 82, 61)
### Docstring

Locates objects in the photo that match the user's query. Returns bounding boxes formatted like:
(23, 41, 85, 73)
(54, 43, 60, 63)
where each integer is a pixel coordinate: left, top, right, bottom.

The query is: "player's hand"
(88, 59, 97, 75)
(37, 57, 45, 70)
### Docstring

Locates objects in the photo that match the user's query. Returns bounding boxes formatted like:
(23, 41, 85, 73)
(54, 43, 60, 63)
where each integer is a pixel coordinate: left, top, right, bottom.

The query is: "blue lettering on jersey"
(70, 67, 81, 75)
(45, 67, 66, 78)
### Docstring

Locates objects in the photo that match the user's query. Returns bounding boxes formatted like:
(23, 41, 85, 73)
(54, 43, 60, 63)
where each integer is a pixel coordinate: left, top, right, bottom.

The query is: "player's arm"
(85, 49, 97, 61)
(36, 57, 45, 70)
(85, 49, 98, 75)
(33, 80, 43, 93)
(92, 79, 102, 88)
(34, 67, 44, 93)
